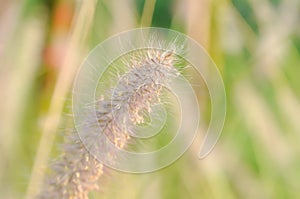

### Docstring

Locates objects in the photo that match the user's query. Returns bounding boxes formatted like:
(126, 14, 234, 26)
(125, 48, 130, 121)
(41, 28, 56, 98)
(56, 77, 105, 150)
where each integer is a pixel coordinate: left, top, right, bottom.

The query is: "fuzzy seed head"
(39, 46, 181, 199)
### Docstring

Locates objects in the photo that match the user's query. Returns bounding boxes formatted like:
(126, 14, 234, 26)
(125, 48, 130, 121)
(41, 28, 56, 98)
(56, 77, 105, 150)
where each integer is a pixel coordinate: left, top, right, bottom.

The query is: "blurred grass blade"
(25, 1, 98, 198)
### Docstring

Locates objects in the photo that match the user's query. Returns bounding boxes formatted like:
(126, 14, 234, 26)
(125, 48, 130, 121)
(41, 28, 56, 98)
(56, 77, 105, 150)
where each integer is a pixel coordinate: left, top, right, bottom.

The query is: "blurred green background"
(1, 0, 300, 198)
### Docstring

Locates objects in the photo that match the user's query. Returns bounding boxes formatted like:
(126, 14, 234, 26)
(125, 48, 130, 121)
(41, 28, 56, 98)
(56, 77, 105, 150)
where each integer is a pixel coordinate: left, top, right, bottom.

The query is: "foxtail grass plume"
(38, 43, 182, 199)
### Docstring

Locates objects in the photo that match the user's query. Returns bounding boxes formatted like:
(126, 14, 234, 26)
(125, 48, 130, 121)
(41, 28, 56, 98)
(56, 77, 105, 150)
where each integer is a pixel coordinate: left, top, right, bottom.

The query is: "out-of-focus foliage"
(0, 0, 300, 198)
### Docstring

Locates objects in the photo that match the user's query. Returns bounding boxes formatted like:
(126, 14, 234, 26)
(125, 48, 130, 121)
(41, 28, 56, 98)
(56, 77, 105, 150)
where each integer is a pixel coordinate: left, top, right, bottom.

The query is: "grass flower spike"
(39, 37, 181, 199)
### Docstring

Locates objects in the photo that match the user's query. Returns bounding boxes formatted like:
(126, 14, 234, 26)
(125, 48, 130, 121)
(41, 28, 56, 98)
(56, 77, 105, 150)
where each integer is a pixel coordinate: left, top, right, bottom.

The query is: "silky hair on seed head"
(38, 33, 184, 199)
